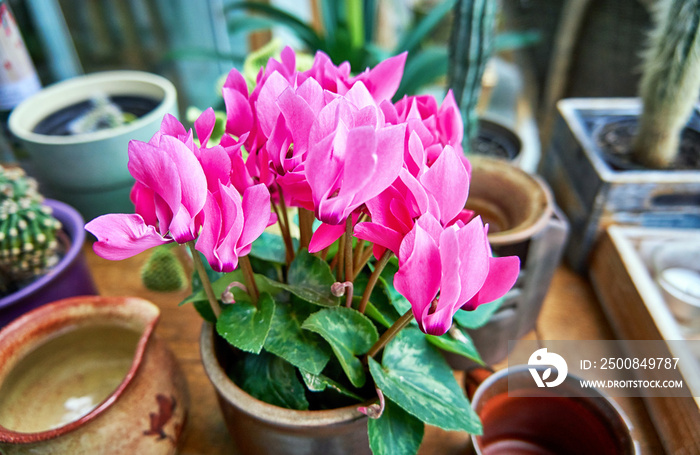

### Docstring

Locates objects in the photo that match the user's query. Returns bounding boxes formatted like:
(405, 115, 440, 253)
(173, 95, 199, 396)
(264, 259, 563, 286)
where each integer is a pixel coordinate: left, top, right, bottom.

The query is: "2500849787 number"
(600, 358, 680, 370)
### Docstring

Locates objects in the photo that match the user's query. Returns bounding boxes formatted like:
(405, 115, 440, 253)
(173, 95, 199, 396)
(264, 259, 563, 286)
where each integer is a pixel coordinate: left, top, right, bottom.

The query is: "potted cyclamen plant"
(86, 47, 520, 455)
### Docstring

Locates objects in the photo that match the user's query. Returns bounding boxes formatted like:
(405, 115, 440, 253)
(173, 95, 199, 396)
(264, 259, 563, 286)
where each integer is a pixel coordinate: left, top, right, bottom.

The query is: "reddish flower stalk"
(239, 255, 259, 305)
(298, 207, 314, 250)
(367, 309, 414, 359)
(187, 241, 220, 318)
(344, 216, 354, 308)
(358, 250, 393, 314)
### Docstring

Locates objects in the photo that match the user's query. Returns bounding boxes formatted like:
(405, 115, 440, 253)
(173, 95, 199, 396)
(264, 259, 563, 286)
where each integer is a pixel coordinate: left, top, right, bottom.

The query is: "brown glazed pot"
(0, 296, 189, 454)
(200, 322, 371, 455)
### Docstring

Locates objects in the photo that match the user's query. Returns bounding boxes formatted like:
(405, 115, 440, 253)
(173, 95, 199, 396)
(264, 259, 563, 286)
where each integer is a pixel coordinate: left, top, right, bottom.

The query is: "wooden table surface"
(85, 246, 666, 455)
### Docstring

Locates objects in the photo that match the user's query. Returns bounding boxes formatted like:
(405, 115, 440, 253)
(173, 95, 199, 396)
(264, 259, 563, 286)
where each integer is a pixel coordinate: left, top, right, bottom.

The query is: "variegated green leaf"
(264, 299, 331, 375)
(302, 307, 378, 388)
(300, 370, 364, 401)
(258, 250, 340, 307)
(232, 350, 309, 410)
(216, 292, 275, 354)
(369, 398, 424, 455)
(426, 326, 483, 365)
(368, 327, 482, 434)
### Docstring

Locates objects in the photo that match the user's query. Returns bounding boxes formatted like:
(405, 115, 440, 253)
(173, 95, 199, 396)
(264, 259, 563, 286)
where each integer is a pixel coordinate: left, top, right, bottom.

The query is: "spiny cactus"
(447, 0, 496, 151)
(140, 245, 187, 292)
(0, 166, 62, 291)
(632, 0, 700, 168)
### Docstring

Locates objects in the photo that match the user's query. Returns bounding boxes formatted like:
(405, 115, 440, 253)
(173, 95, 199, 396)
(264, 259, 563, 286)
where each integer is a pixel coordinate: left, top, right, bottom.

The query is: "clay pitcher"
(0, 296, 189, 454)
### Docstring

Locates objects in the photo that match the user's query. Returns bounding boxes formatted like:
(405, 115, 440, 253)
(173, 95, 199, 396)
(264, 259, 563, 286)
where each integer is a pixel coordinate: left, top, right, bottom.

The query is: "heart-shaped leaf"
(369, 398, 424, 455)
(232, 350, 309, 410)
(302, 307, 378, 388)
(378, 258, 411, 315)
(264, 298, 331, 375)
(250, 232, 298, 264)
(257, 250, 340, 307)
(426, 326, 483, 365)
(354, 271, 399, 328)
(216, 292, 276, 354)
(452, 296, 504, 329)
(300, 370, 364, 401)
(368, 327, 482, 434)
(287, 250, 340, 305)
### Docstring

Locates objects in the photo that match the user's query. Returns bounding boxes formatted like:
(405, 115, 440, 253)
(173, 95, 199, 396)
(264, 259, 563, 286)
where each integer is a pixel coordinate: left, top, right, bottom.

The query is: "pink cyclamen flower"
(304, 82, 406, 225)
(196, 182, 273, 273)
(354, 140, 472, 258)
(87, 116, 210, 260)
(393, 214, 520, 336)
(384, 90, 465, 169)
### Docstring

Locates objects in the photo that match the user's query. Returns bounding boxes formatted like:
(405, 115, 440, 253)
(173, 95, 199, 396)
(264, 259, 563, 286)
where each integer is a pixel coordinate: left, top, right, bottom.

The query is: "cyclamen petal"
(394, 214, 519, 336)
(195, 182, 272, 273)
(195, 107, 217, 148)
(308, 222, 346, 254)
(308, 213, 361, 253)
(420, 145, 469, 225)
(238, 184, 273, 251)
(86, 214, 170, 261)
(461, 255, 520, 311)
(350, 52, 407, 102)
(394, 225, 441, 330)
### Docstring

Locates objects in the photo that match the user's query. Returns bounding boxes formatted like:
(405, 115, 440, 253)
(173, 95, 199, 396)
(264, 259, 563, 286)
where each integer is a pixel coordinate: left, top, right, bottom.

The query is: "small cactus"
(447, 0, 497, 152)
(632, 0, 700, 168)
(141, 245, 187, 292)
(0, 166, 62, 291)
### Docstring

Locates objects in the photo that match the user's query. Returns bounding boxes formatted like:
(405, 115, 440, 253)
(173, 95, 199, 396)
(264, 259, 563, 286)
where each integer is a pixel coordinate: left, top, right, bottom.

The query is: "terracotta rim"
(0, 296, 160, 443)
(199, 322, 369, 428)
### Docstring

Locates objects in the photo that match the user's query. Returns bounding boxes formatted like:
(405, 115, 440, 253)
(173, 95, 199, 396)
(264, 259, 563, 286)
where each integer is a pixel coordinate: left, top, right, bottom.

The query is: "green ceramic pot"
(8, 71, 177, 221)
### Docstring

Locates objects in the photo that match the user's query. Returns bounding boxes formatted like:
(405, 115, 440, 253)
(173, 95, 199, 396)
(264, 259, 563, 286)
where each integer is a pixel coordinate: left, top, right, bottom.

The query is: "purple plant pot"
(0, 199, 97, 327)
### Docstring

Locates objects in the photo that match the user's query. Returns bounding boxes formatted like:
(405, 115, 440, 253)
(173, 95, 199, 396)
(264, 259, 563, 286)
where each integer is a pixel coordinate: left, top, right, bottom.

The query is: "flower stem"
(239, 255, 259, 305)
(344, 216, 354, 308)
(358, 249, 392, 314)
(272, 202, 294, 266)
(354, 240, 365, 271)
(367, 309, 414, 359)
(187, 241, 220, 318)
(298, 207, 314, 250)
(353, 247, 375, 280)
(336, 234, 345, 282)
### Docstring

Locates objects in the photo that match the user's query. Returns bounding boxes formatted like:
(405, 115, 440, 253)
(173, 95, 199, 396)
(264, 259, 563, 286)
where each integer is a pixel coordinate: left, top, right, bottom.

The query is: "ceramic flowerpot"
(446, 156, 568, 367)
(0, 198, 97, 327)
(540, 98, 700, 272)
(8, 71, 178, 221)
(200, 323, 371, 455)
(0, 295, 189, 454)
